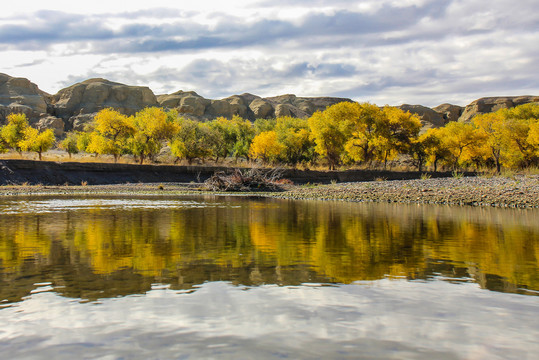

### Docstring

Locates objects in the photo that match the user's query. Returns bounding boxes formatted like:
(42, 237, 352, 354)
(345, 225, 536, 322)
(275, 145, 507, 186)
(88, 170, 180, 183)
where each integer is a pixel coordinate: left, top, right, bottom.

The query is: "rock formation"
(50, 78, 158, 122)
(35, 116, 65, 137)
(0, 73, 50, 124)
(398, 104, 446, 129)
(156, 90, 209, 117)
(157, 91, 353, 121)
(458, 96, 539, 122)
(433, 104, 464, 123)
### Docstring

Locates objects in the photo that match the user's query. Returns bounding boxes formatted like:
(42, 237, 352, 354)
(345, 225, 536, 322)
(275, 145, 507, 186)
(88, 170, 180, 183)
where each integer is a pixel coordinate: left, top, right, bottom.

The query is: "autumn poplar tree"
(129, 107, 178, 164)
(169, 119, 216, 164)
(1, 113, 29, 155)
(249, 131, 284, 164)
(18, 127, 56, 160)
(86, 108, 135, 162)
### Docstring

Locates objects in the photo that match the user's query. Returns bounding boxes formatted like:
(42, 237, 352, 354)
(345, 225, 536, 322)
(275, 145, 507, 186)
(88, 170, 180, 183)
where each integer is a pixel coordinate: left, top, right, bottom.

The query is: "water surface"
(0, 196, 538, 359)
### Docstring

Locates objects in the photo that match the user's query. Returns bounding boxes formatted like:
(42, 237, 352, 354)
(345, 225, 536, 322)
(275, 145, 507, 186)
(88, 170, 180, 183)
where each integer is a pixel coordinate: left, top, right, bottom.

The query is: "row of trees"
(1, 102, 538, 171)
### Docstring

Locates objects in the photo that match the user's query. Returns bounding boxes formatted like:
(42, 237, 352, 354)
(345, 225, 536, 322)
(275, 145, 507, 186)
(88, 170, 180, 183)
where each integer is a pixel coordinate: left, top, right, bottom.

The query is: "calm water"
(0, 195, 538, 359)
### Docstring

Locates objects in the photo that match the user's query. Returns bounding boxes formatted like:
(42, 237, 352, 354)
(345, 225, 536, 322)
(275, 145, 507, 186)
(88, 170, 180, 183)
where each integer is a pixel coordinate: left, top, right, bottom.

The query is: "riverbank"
(0, 175, 538, 208)
(273, 175, 539, 208)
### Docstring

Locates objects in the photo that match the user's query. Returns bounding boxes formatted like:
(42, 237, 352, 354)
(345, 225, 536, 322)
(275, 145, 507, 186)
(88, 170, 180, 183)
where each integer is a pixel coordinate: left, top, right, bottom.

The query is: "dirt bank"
(0, 159, 470, 186)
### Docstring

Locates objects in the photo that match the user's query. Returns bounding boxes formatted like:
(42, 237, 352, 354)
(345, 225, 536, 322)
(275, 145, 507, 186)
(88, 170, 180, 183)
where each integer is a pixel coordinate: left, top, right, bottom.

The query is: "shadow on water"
(0, 195, 538, 303)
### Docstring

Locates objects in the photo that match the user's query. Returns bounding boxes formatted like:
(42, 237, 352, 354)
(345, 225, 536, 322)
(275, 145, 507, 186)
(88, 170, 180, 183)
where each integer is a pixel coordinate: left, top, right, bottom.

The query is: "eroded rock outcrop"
(157, 90, 352, 121)
(51, 78, 158, 121)
(36, 116, 65, 137)
(433, 103, 464, 123)
(156, 90, 209, 117)
(458, 96, 539, 122)
(399, 104, 446, 128)
(0, 73, 50, 124)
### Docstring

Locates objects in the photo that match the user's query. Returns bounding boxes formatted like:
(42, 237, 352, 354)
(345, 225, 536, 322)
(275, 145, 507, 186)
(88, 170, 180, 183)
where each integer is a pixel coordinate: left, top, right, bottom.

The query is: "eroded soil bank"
(0, 159, 468, 185)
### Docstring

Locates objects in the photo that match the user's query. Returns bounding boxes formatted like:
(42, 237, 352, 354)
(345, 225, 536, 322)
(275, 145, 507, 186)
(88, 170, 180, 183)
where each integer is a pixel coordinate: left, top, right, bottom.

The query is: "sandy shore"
(0, 175, 538, 208)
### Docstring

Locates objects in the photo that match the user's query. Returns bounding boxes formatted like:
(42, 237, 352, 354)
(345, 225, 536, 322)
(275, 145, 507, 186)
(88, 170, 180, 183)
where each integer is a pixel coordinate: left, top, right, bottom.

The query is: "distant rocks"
(433, 104, 463, 123)
(156, 91, 353, 121)
(399, 104, 447, 129)
(458, 96, 539, 123)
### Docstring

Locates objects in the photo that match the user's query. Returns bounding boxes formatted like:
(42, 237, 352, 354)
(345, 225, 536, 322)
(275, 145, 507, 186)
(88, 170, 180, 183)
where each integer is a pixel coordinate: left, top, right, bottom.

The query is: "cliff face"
(0, 73, 50, 124)
(458, 96, 539, 123)
(0, 73, 537, 136)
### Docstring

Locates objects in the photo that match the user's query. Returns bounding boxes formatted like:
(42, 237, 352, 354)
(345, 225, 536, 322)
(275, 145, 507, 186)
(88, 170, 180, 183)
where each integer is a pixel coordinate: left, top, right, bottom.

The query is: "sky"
(1, 0, 538, 107)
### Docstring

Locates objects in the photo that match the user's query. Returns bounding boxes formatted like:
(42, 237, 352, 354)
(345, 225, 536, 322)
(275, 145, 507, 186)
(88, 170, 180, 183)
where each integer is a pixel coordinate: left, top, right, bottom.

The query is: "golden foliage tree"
(129, 107, 178, 164)
(169, 119, 217, 164)
(308, 102, 357, 170)
(249, 131, 284, 164)
(18, 127, 56, 160)
(86, 108, 135, 162)
(438, 122, 481, 169)
(1, 113, 29, 155)
(274, 116, 314, 165)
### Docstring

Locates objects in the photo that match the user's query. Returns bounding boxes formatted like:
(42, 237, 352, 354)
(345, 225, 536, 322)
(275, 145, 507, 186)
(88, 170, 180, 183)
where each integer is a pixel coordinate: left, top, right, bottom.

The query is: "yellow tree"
(438, 122, 481, 169)
(274, 116, 314, 165)
(372, 107, 422, 168)
(208, 115, 255, 162)
(499, 104, 539, 168)
(473, 112, 508, 172)
(18, 127, 56, 160)
(417, 128, 451, 172)
(1, 113, 29, 155)
(528, 121, 539, 157)
(342, 103, 386, 166)
(249, 131, 284, 164)
(169, 119, 217, 164)
(58, 131, 80, 158)
(129, 107, 178, 164)
(308, 102, 358, 170)
(86, 108, 135, 162)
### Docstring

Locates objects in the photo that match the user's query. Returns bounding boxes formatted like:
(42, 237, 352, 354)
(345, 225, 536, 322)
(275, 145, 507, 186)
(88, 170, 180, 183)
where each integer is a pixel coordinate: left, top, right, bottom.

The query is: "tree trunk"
(38, 152, 42, 161)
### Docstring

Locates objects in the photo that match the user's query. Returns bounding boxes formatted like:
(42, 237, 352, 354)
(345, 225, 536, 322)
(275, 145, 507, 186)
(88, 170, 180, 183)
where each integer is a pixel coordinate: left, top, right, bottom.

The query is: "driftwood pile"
(203, 168, 288, 191)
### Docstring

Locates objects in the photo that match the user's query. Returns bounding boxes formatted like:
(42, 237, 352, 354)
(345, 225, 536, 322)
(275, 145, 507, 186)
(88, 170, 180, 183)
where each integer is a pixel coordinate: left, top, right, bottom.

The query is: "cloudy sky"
(1, 0, 538, 106)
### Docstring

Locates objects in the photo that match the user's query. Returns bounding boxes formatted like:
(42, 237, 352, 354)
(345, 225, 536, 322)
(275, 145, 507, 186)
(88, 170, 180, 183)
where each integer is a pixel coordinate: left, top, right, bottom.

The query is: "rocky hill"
(0, 73, 537, 138)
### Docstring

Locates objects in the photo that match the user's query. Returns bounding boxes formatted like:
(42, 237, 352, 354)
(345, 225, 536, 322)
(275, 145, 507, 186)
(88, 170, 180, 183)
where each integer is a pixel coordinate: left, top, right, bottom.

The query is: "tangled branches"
(203, 168, 290, 191)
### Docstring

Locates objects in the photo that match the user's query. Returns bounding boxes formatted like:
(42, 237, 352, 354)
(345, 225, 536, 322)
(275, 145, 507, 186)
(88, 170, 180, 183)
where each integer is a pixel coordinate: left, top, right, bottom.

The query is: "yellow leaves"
(249, 131, 284, 164)
(133, 107, 178, 139)
(18, 127, 55, 160)
(93, 108, 134, 139)
(528, 121, 539, 155)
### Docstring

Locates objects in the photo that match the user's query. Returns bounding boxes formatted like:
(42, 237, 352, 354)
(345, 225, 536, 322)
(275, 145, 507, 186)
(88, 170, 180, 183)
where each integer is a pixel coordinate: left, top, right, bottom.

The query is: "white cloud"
(2, 0, 538, 107)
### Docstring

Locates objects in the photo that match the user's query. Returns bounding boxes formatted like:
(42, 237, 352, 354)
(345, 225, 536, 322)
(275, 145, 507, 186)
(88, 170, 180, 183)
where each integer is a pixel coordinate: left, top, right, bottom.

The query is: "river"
(0, 196, 538, 359)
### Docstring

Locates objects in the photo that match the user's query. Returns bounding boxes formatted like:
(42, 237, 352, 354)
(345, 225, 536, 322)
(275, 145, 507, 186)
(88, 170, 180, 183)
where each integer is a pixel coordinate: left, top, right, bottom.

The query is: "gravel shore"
(274, 175, 539, 208)
(0, 175, 538, 208)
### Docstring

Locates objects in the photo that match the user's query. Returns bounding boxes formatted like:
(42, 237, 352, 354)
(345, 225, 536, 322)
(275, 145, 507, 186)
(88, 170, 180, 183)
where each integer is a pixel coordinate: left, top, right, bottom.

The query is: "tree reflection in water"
(0, 196, 537, 303)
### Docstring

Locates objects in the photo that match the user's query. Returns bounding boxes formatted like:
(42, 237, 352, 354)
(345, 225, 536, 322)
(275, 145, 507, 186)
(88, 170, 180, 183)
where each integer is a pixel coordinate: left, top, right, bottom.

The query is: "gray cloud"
(5, 0, 538, 107)
(0, 2, 455, 52)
